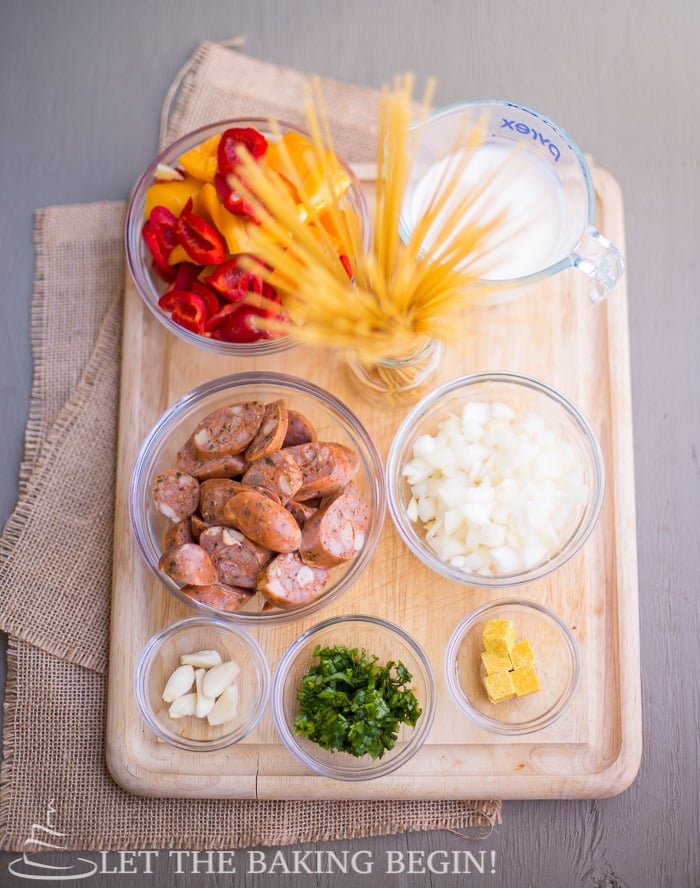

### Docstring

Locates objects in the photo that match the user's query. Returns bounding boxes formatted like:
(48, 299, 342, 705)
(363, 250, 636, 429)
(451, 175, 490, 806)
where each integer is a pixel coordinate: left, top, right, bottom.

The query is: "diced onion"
(402, 401, 589, 575)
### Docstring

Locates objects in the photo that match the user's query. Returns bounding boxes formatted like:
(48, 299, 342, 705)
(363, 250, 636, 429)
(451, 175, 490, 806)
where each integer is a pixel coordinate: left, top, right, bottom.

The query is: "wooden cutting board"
(106, 166, 641, 799)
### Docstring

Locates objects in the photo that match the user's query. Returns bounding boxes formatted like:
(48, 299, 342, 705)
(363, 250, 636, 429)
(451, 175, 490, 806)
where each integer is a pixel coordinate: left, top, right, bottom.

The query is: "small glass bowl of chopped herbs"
(272, 615, 436, 780)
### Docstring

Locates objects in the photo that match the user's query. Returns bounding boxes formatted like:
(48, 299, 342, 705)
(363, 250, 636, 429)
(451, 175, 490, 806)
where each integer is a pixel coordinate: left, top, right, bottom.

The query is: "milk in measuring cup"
(405, 142, 568, 280)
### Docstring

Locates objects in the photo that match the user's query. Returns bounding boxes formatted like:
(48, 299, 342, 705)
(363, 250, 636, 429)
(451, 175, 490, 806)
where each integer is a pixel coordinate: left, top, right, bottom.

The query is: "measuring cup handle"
(572, 227, 626, 303)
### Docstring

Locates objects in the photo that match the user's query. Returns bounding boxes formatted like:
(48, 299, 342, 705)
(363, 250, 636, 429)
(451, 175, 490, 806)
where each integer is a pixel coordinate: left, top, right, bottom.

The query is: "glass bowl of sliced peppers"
(125, 119, 368, 355)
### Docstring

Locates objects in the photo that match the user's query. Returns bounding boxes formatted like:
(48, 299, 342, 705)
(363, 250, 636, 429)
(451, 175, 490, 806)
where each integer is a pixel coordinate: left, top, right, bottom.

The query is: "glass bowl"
(272, 615, 436, 781)
(445, 598, 580, 735)
(386, 371, 604, 588)
(130, 372, 385, 624)
(135, 617, 270, 751)
(124, 117, 368, 356)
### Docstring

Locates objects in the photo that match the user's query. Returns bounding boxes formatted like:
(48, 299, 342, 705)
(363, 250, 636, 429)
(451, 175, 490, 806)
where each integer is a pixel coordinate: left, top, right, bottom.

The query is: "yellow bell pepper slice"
(143, 176, 202, 219)
(297, 151, 352, 221)
(265, 131, 317, 194)
(195, 183, 250, 255)
(167, 244, 192, 266)
(178, 133, 221, 182)
(315, 205, 361, 253)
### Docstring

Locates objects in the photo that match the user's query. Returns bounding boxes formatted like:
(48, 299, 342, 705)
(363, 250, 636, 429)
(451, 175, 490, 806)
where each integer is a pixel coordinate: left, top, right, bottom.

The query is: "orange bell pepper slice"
(265, 131, 317, 194)
(195, 183, 250, 255)
(178, 133, 222, 182)
(144, 176, 202, 219)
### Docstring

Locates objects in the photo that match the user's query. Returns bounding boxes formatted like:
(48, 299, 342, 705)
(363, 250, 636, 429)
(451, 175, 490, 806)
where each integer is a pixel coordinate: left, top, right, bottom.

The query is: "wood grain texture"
(105, 167, 640, 802)
(2, 1, 699, 885)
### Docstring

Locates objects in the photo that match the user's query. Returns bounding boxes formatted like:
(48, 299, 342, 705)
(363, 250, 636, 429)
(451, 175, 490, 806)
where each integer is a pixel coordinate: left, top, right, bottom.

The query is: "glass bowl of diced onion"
(385, 372, 605, 587)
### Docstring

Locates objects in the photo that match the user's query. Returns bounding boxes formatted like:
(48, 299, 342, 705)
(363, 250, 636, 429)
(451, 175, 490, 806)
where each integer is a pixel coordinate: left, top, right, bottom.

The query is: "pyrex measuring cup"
(399, 99, 625, 303)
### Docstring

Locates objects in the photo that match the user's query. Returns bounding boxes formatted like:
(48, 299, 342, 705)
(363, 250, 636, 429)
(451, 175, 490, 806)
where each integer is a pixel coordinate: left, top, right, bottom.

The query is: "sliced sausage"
(199, 525, 272, 589)
(198, 479, 248, 524)
(299, 483, 369, 568)
(244, 399, 288, 461)
(191, 401, 265, 458)
(176, 437, 246, 480)
(257, 552, 331, 609)
(283, 409, 317, 447)
(158, 543, 218, 586)
(162, 518, 194, 552)
(190, 513, 211, 541)
(241, 450, 303, 501)
(283, 442, 360, 501)
(285, 499, 317, 527)
(222, 490, 301, 553)
(152, 469, 200, 522)
(182, 582, 255, 613)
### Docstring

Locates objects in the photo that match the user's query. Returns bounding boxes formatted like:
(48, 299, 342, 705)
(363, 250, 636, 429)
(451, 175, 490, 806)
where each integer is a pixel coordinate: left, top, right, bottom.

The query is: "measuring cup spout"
(572, 227, 625, 303)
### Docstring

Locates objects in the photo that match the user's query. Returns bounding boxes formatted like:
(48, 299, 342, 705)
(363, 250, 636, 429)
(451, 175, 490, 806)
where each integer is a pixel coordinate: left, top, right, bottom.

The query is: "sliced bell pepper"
(210, 303, 287, 343)
(142, 205, 178, 281)
(178, 133, 221, 182)
(205, 257, 252, 301)
(196, 182, 249, 254)
(143, 175, 202, 219)
(167, 244, 194, 265)
(158, 290, 209, 335)
(188, 280, 221, 319)
(214, 172, 256, 219)
(297, 151, 352, 220)
(217, 127, 268, 176)
(265, 131, 316, 178)
(174, 199, 227, 265)
(172, 262, 205, 290)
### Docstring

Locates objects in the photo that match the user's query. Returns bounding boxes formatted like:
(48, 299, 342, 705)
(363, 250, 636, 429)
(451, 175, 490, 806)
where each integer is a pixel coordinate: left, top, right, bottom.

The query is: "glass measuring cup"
(399, 99, 625, 304)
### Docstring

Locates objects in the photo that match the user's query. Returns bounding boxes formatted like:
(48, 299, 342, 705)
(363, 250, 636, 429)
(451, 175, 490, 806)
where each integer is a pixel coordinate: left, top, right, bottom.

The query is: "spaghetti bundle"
(231, 75, 509, 365)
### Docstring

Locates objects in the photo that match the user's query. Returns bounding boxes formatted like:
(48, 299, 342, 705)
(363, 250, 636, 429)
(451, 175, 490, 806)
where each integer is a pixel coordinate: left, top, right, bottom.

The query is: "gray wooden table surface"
(1, 1, 698, 886)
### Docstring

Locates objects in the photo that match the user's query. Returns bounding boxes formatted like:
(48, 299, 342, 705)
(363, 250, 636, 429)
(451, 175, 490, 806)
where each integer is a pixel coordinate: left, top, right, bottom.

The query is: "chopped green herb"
(294, 643, 422, 759)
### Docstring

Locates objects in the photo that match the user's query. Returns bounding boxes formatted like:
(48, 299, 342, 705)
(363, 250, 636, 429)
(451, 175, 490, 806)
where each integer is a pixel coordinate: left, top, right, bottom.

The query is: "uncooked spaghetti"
(229, 75, 511, 392)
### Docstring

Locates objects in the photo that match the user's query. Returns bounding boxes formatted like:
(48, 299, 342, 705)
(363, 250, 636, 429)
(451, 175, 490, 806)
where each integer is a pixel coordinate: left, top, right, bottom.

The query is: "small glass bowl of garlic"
(134, 616, 270, 750)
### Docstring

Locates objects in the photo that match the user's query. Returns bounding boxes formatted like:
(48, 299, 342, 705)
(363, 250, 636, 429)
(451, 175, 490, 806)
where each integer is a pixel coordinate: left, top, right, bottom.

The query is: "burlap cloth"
(0, 41, 500, 851)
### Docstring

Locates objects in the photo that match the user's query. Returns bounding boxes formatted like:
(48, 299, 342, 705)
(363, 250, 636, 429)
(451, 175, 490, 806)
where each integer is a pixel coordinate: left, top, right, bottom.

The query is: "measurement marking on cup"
(500, 118, 561, 162)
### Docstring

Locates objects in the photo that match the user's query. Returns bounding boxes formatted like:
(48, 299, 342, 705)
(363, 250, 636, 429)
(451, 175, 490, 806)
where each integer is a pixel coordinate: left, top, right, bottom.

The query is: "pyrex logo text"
(501, 118, 561, 162)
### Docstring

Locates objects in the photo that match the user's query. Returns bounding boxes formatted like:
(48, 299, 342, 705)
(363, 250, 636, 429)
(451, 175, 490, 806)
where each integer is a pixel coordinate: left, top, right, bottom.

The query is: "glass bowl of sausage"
(124, 118, 368, 356)
(129, 372, 385, 624)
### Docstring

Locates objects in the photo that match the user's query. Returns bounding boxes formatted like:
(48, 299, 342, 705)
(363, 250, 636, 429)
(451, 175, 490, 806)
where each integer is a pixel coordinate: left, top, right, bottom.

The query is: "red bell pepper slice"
(174, 198, 226, 265)
(172, 262, 204, 291)
(205, 256, 268, 302)
(158, 289, 208, 335)
(210, 301, 289, 343)
(188, 281, 221, 319)
(215, 128, 267, 219)
(142, 205, 179, 282)
(339, 254, 354, 279)
(213, 304, 270, 343)
(217, 127, 268, 176)
(203, 302, 242, 334)
(214, 172, 257, 219)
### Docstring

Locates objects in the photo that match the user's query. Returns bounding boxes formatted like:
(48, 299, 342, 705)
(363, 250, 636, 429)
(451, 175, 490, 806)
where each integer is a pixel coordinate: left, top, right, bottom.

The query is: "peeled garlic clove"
(207, 684, 239, 726)
(194, 667, 216, 719)
(168, 692, 197, 719)
(162, 664, 195, 702)
(202, 660, 240, 699)
(179, 649, 223, 668)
